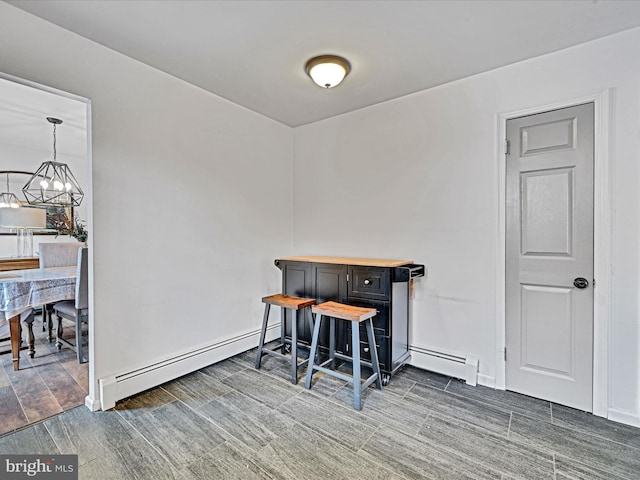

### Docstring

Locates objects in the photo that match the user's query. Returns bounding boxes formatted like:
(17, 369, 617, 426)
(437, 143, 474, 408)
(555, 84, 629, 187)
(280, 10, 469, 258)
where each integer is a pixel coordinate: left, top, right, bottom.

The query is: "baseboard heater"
(98, 329, 479, 410)
(408, 344, 479, 386)
(99, 323, 280, 410)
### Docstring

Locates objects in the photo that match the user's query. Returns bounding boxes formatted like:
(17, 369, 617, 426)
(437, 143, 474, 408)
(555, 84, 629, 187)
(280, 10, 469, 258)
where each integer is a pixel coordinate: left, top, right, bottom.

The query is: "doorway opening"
(0, 73, 93, 434)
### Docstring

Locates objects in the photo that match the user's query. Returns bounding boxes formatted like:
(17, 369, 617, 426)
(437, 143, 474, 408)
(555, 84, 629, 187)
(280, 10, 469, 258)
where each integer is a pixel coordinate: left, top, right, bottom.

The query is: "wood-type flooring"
(0, 343, 638, 479)
(0, 313, 88, 435)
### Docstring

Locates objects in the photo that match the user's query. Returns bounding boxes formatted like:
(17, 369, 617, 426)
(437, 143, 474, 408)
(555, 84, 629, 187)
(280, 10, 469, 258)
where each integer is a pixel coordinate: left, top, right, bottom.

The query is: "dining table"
(0, 266, 77, 370)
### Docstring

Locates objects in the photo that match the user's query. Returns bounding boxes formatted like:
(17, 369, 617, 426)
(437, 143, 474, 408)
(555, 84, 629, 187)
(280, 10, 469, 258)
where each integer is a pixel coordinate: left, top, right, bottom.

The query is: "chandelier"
(22, 117, 84, 207)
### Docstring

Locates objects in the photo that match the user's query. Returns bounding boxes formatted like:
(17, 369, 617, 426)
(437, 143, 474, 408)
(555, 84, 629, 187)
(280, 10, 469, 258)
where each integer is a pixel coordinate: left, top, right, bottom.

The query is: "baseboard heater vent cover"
(409, 344, 478, 386)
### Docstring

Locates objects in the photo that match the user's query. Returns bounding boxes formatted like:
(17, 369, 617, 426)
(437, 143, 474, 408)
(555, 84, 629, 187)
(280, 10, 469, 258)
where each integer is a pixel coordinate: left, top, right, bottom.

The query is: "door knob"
(573, 277, 589, 289)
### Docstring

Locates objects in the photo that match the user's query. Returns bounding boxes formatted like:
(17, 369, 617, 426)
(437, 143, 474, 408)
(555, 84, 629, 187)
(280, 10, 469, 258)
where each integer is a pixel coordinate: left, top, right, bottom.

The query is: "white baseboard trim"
(409, 344, 479, 386)
(477, 373, 496, 388)
(607, 407, 640, 428)
(84, 394, 100, 412)
(98, 324, 279, 411)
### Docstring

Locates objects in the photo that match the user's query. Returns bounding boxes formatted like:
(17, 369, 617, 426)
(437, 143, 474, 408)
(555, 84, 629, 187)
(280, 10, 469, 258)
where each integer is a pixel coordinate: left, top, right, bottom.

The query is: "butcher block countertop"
(278, 256, 414, 267)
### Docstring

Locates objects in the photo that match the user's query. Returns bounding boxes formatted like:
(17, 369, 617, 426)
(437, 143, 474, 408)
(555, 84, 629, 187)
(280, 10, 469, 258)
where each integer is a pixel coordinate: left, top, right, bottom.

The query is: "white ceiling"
(0, 76, 86, 178)
(6, 0, 640, 127)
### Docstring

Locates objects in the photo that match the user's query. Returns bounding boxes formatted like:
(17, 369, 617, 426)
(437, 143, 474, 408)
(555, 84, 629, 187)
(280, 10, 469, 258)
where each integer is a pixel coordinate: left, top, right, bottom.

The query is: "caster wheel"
(381, 374, 390, 386)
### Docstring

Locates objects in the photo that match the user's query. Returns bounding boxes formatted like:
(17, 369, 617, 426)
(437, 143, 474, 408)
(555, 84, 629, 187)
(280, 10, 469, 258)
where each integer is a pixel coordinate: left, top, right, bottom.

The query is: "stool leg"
(290, 308, 298, 384)
(365, 318, 382, 390)
(306, 308, 314, 338)
(255, 303, 271, 369)
(351, 320, 362, 410)
(280, 306, 286, 354)
(329, 316, 336, 369)
(305, 313, 323, 389)
(306, 307, 316, 363)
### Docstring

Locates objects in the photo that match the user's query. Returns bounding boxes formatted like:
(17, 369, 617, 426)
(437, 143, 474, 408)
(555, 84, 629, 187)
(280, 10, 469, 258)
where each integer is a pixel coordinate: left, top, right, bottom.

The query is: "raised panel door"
(506, 103, 594, 411)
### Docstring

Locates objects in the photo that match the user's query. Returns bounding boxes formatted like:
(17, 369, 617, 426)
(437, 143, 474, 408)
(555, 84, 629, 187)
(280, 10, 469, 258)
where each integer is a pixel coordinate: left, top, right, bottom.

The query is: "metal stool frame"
(304, 301, 382, 410)
(255, 293, 316, 384)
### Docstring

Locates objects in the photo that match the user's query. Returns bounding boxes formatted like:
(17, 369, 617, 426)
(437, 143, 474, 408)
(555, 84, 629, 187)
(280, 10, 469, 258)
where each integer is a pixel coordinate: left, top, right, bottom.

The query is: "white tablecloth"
(0, 267, 76, 337)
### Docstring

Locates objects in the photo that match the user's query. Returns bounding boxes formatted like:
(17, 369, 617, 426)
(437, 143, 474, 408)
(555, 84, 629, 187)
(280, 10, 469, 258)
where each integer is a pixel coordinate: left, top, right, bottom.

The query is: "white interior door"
(506, 103, 594, 412)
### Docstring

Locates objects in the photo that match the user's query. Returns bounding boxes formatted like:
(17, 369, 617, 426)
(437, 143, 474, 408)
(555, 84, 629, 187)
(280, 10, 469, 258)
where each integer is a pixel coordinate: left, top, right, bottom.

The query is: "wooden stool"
(304, 301, 382, 410)
(255, 293, 316, 384)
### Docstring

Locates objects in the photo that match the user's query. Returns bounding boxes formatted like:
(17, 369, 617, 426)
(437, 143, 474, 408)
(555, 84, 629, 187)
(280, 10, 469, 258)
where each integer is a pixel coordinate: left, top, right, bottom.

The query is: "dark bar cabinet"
(275, 256, 424, 385)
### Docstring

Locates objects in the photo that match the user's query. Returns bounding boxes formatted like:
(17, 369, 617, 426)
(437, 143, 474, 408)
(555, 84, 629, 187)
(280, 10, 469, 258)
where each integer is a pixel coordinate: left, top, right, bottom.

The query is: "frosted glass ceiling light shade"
(23, 117, 84, 207)
(305, 55, 351, 88)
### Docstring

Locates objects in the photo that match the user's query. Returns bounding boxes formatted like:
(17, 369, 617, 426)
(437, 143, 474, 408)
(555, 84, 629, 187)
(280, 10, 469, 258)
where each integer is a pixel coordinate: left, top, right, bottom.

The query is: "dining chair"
(39, 242, 86, 268)
(38, 242, 86, 336)
(53, 247, 89, 363)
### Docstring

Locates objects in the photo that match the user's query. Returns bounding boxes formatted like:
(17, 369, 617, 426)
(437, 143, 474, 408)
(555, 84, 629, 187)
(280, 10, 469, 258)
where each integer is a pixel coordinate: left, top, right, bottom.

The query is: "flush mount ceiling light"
(305, 55, 351, 88)
(23, 117, 84, 207)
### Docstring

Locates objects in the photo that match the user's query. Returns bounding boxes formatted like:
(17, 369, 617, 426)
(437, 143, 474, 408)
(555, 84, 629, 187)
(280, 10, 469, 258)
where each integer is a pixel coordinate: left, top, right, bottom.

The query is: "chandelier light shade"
(22, 117, 84, 207)
(0, 207, 47, 257)
(0, 207, 46, 229)
(305, 55, 351, 88)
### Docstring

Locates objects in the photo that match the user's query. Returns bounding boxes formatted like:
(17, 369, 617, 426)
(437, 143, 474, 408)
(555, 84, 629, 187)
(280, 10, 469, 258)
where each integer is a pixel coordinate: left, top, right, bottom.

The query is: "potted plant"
(49, 212, 88, 242)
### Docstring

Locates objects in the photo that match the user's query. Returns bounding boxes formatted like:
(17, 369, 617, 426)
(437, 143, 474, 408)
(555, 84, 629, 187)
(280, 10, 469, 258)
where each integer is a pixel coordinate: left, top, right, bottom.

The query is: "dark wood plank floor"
(0, 313, 88, 435)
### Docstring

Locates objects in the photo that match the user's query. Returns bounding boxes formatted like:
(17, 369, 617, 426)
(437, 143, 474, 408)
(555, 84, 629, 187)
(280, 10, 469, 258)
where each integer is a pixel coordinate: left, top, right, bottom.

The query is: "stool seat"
(255, 293, 316, 384)
(263, 294, 316, 310)
(305, 301, 382, 410)
(311, 301, 377, 322)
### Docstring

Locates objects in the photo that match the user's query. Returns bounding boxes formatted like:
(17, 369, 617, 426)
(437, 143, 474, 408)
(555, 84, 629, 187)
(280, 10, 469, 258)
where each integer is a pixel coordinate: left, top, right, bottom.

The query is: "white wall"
(0, 3, 294, 405)
(1, 2, 638, 425)
(294, 28, 640, 423)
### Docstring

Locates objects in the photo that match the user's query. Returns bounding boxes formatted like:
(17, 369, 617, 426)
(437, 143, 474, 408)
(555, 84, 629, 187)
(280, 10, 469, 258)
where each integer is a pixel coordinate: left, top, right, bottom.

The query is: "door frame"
(0, 71, 97, 410)
(496, 90, 612, 418)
